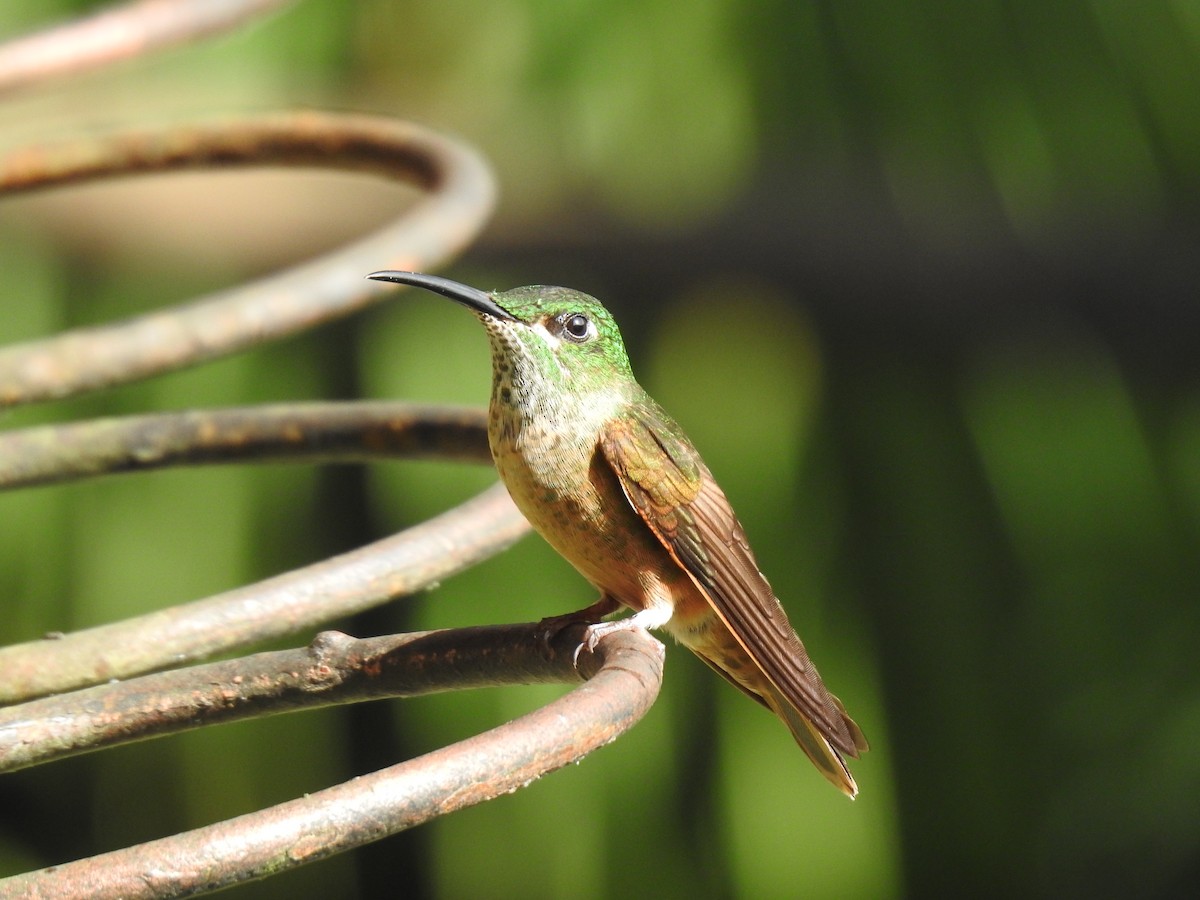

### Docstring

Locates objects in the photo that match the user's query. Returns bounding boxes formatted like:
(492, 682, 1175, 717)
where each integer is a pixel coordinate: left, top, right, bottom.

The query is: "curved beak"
(367, 271, 515, 321)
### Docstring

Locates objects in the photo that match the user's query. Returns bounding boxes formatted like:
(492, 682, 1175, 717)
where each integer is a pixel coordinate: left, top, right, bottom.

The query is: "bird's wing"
(599, 398, 864, 757)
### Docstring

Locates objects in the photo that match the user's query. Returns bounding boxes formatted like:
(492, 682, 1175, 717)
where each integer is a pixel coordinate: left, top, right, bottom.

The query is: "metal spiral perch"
(0, 3, 664, 897)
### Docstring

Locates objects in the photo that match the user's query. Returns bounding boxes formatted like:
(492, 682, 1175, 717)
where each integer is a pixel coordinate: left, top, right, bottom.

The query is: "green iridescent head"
(367, 271, 635, 392)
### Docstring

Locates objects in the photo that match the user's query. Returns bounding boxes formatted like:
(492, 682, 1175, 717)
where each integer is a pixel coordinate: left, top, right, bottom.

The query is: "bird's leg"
(540, 596, 674, 664)
(537, 594, 622, 646)
(580, 598, 673, 651)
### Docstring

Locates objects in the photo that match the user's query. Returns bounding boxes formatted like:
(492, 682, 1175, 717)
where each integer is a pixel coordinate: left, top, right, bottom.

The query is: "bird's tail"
(762, 684, 860, 799)
(682, 632, 864, 798)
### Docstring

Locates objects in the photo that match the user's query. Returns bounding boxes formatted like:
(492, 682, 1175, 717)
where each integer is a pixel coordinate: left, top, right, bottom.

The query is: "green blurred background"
(2, 1, 1199, 897)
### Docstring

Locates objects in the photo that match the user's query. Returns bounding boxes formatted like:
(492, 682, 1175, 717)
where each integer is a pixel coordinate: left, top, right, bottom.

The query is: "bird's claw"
(535, 611, 592, 651)
(536, 595, 622, 656)
(573, 618, 643, 663)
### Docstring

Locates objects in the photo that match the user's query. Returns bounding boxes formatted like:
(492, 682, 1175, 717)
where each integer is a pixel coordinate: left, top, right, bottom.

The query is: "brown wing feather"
(600, 398, 865, 757)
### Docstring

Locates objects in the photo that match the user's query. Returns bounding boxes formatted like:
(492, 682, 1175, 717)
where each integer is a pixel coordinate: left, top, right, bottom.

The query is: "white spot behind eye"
(531, 321, 560, 349)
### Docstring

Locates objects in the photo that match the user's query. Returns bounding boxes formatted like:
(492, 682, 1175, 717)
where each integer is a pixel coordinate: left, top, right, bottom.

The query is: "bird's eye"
(561, 313, 591, 342)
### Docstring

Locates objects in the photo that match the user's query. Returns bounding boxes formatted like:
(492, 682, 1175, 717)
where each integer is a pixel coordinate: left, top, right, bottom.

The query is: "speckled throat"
(480, 315, 627, 453)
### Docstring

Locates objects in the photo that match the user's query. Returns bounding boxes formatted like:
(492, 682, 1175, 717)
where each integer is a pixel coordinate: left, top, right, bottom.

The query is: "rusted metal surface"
(0, 0, 298, 96)
(0, 626, 665, 898)
(0, 401, 494, 489)
(0, 623, 662, 772)
(0, 4, 665, 896)
(0, 480, 528, 703)
(0, 111, 495, 408)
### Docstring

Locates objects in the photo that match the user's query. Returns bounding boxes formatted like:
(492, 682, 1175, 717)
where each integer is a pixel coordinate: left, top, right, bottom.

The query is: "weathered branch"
(0, 625, 666, 898)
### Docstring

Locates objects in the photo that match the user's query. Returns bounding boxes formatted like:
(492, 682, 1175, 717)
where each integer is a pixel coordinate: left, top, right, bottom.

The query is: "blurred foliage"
(3, 1, 1200, 898)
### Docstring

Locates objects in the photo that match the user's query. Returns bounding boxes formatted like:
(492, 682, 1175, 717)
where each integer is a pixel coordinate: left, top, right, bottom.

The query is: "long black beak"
(367, 271, 516, 321)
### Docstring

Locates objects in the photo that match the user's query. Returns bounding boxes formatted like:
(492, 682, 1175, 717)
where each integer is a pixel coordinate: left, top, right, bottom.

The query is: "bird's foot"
(574, 602, 673, 664)
(536, 595, 621, 652)
(579, 617, 642, 653)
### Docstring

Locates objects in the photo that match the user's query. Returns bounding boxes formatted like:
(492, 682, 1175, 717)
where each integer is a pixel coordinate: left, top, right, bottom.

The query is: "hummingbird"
(367, 271, 868, 796)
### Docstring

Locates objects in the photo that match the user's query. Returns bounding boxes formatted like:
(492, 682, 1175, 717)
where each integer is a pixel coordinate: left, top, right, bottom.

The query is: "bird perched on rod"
(368, 271, 868, 796)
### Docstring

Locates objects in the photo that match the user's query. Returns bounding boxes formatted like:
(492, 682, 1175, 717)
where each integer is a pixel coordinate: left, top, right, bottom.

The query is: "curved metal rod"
(0, 0, 297, 96)
(0, 623, 645, 772)
(0, 111, 495, 408)
(0, 487, 525, 705)
(0, 401, 494, 489)
(0, 402, 530, 702)
(0, 479, 527, 703)
(0, 625, 666, 898)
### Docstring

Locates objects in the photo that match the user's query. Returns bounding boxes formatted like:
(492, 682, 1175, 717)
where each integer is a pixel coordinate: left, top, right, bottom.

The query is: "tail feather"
(832, 693, 870, 755)
(684, 637, 863, 798)
(766, 686, 859, 798)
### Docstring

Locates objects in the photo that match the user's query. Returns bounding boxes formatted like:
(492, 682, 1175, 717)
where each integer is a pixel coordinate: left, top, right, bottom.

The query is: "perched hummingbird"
(368, 271, 868, 796)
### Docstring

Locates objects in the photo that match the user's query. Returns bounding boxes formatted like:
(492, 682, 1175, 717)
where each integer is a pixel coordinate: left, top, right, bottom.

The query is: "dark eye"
(561, 313, 591, 342)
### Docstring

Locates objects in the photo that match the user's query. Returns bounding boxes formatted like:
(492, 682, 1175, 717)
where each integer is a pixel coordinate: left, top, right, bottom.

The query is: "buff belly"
(490, 432, 710, 627)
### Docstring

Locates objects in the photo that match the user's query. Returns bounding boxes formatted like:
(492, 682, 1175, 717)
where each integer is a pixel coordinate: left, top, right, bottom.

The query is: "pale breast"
(489, 407, 695, 615)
